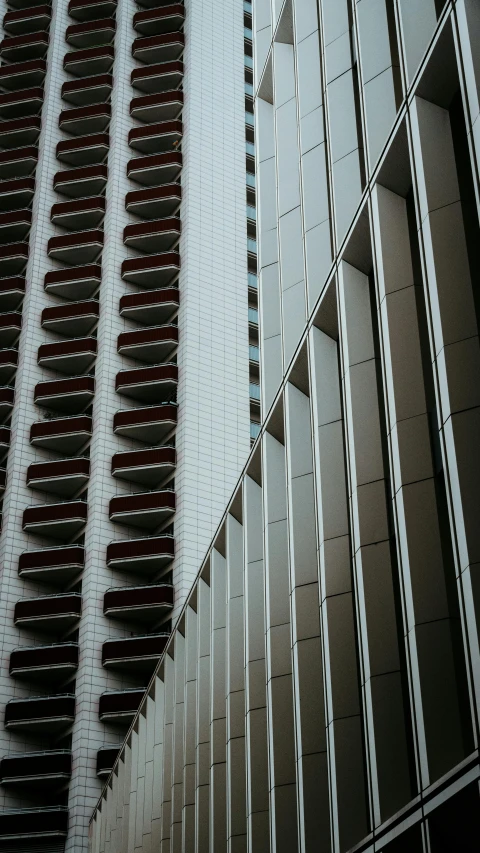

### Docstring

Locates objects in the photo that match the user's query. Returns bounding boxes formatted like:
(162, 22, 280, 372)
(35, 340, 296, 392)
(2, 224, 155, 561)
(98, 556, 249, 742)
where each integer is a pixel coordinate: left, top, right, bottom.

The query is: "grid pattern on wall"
(0, 0, 249, 848)
(89, 0, 480, 851)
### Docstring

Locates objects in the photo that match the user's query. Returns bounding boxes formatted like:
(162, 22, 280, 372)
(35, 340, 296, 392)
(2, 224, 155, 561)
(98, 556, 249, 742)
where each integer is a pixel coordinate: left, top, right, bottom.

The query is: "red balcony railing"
(98, 689, 144, 723)
(0, 807, 68, 840)
(66, 18, 116, 49)
(44, 263, 101, 300)
(0, 58, 46, 90)
(18, 544, 85, 583)
(128, 118, 182, 154)
(10, 642, 79, 679)
(104, 582, 173, 622)
(126, 151, 181, 186)
(3, 6, 51, 36)
(117, 324, 177, 363)
(64, 44, 114, 76)
(130, 89, 183, 123)
(109, 489, 175, 530)
(22, 500, 87, 539)
(133, 5, 184, 37)
(27, 456, 90, 496)
(111, 444, 175, 487)
(34, 375, 95, 413)
(59, 103, 111, 135)
(0, 751, 71, 788)
(14, 593, 82, 630)
(102, 633, 169, 672)
(113, 402, 177, 442)
(30, 414, 92, 453)
(125, 182, 181, 218)
(132, 31, 184, 64)
(131, 60, 183, 94)
(106, 534, 174, 573)
(37, 336, 97, 374)
(68, 0, 117, 21)
(121, 251, 179, 287)
(47, 229, 103, 264)
(61, 73, 113, 106)
(0, 88, 44, 120)
(56, 132, 109, 167)
(115, 362, 177, 403)
(0, 115, 41, 148)
(5, 694, 75, 731)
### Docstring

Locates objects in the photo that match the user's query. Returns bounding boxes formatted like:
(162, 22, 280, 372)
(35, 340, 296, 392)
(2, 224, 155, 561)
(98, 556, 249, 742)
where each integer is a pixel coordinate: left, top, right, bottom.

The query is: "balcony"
(125, 182, 181, 218)
(109, 489, 175, 530)
(0, 807, 68, 840)
(130, 90, 183, 123)
(111, 445, 175, 487)
(3, 6, 52, 35)
(42, 300, 99, 336)
(132, 32, 184, 64)
(106, 534, 174, 574)
(0, 349, 18, 384)
(61, 73, 113, 107)
(5, 694, 75, 732)
(47, 229, 104, 264)
(0, 467, 5, 493)
(123, 218, 180, 255)
(66, 18, 116, 49)
(104, 583, 173, 623)
(64, 45, 114, 77)
(0, 276, 24, 311)
(119, 287, 178, 325)
(96, 746, 120, 779)
(59, 103, 111, 135)
(0, 32, 49, 62)
(98, 689, 144, 724)
(27, 457, 90, 497)
(44, 263, 101, 301)
(22, 500, 87, 539)
(0, 312, 22, 346)
(0, 116, 41, 148)
(68, 0, 117, 21)
(37, 336, 97, 374)
(0, 751, 71, 789)
(0, 209, 31, 243)
(134, 5, 184, 37)
(121, 251, 179, 288)
(51, 196, 105, 230)
(0, 386, 15, 422)
(14, 593, 82, 632)
(0, 88, 43, 119)
(34, 375, 95, 413)
(131, 60, 183, 94)
(102, 633, 169, 673)
(0, 426, 10, 460)
(116, 363, 177, 403)
(0, 177, 35, 209)
(56, 133, 109, 167)
(30, 414, 92, 453)
(127, 151, 181, 186)
(53, 164, 108, 197)
(0, 58, 46, 90)
(117, 324, 177, 363)
(18, 544, 84, 583)
(0, 145, 37, 181)
(128, 119, 182, 154)
(10, 642, 79, 681)
(113, 402, 176, 443)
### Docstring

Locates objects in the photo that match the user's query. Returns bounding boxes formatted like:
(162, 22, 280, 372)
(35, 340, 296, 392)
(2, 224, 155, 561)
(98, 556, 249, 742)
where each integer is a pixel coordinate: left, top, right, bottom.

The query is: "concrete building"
(89, 0, 480, 851)
(0, 0, 256, 848)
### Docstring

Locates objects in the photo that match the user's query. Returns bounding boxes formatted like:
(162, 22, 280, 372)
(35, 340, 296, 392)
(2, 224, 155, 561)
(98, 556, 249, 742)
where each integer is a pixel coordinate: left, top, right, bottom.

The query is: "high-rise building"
(89, 0, 480, 851)
(0, 0, 256, 847)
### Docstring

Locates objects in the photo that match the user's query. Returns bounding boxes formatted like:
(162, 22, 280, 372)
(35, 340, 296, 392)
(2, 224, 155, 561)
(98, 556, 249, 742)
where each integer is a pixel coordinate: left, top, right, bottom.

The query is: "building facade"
(0, 0, 255, 848)
(90, 0, 480, 851)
